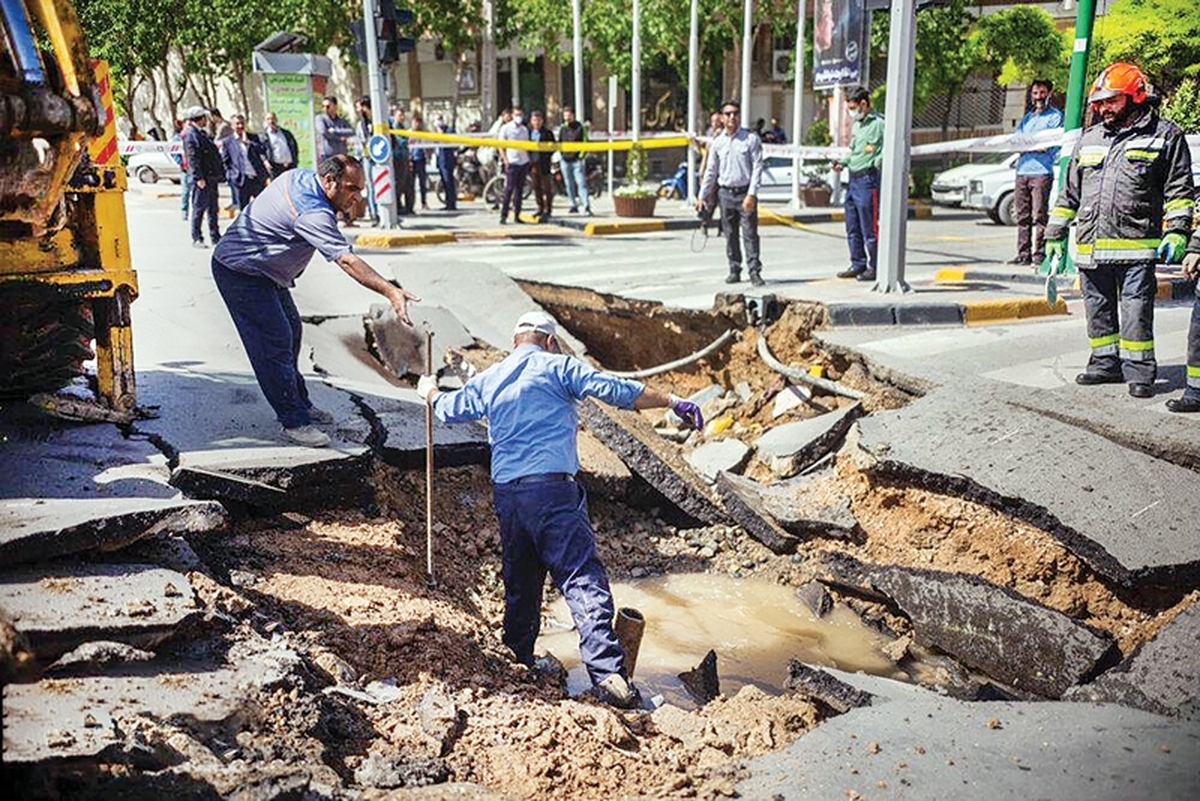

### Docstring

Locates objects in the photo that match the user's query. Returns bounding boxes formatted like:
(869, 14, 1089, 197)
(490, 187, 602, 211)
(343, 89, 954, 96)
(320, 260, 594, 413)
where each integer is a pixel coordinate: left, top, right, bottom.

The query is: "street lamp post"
(874, 0, 917, 294)
(790, 0, 807, 211)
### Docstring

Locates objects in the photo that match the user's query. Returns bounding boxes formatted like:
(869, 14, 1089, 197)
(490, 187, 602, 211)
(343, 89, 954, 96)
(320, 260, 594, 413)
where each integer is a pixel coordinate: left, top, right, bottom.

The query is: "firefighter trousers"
(1080, 262, 1156, 385)
(1184, 280, 1200, 400)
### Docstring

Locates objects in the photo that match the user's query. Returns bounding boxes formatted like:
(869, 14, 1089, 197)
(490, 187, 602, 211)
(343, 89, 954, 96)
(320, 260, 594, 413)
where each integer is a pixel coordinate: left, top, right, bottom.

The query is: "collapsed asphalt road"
(3, 242, 1200, 798)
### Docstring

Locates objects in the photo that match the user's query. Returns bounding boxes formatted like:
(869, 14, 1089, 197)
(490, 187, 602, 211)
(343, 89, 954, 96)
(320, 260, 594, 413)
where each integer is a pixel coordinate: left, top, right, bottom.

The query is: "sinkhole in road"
(539, 572, 906, 708)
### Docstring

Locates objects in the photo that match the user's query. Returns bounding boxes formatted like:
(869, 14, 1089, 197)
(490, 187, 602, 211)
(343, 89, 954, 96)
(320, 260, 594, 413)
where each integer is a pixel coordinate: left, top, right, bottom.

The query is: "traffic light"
(378, 0, 415, 64)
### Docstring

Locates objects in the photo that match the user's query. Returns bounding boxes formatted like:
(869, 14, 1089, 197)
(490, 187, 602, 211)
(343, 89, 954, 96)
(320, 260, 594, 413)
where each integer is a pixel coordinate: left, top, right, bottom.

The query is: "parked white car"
(756, 156, 834, 202)
(930, 152, 1016, 208)
(128, 151, 182, 184)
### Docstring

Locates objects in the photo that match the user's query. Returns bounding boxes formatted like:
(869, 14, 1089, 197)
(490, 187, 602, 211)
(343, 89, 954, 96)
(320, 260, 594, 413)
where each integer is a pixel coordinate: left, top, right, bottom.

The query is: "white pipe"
(790, 0, 807, 212)
(607, 330, 736, 379)
(756, 331, 865, 400)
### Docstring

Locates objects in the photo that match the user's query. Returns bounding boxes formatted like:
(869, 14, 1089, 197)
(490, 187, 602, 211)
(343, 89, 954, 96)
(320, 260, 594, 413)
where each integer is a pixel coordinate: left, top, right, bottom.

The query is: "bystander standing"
(1009, 79, 1063, 266)
(498, 106, 531, 225)
(697, 100, 764, 286)
(832, 87, 884, 282)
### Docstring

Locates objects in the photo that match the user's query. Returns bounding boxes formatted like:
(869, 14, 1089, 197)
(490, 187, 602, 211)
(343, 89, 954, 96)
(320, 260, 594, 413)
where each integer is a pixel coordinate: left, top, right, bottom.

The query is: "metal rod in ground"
(614, 607, 645, 678)
(424, 326, 436, 589)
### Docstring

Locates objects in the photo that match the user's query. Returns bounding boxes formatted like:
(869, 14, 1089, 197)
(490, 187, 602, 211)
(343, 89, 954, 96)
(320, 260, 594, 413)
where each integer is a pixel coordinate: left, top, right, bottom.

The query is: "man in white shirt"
(697, 99, 765, 286)
(497, 106, 531, 225)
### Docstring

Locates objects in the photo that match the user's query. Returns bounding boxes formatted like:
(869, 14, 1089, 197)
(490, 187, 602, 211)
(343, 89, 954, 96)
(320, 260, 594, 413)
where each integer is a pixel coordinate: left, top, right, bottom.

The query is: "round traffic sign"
(368, 134, 392, 165)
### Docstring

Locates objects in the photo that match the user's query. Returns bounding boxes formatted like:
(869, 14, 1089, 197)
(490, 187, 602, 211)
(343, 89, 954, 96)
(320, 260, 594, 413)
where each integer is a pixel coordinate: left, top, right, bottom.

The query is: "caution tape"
(118, 140, 183, 155)
(389, 127, 690, 153)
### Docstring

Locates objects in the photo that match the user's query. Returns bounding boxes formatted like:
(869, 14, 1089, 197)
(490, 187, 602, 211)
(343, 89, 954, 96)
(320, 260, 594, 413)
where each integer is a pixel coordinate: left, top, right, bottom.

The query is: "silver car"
(128, 151, 182, 184)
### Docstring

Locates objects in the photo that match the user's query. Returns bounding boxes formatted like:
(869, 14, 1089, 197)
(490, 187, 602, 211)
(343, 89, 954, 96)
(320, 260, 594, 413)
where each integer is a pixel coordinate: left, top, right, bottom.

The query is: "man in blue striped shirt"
(419, 312, 703, 708)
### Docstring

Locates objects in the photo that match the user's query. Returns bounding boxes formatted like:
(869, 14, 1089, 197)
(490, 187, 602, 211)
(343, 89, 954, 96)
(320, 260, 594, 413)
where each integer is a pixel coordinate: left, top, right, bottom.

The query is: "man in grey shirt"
(697, 100, 764, 286)
(211, 155, 420, 447)
(315, 96, 354, 161)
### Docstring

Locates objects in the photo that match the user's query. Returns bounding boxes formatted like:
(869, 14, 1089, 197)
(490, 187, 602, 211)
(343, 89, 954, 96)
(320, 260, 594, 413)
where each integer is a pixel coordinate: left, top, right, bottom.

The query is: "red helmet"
(1089, 62, 1149, 105)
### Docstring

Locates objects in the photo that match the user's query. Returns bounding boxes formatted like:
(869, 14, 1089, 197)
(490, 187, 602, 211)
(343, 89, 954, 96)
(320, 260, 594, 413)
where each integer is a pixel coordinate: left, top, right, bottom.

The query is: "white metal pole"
(790, 0, 807, 211)
(632, 0, 641, 142)
(361, 0, 397, 228)
(572, 0, 584, 117)
(687, 0, 699, 203)
(482, 0, 495, 125)
(608, 75, 616, 197)
(875, 0, 917, 294)
(741, 0, 753, 117)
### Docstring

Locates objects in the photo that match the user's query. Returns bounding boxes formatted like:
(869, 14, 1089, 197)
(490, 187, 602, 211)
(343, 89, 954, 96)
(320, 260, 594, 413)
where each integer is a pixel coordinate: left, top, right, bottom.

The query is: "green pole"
(1042, 0, 1097, 277)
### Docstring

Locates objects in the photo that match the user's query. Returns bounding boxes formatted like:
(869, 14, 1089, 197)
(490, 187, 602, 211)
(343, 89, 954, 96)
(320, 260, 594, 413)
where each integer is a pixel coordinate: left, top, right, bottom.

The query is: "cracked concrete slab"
(0, 404, 174, 501)
(754, 403, 862, 478)
(684, 439, 751, 482)
(820, 554, 1116, 699)
(386, 259, 587, 355)
(854, 387, 1200, 585)
(1, 635, 301, 764)
(304, 314, 410, 401)
(366, 303, 474, 379)
(171, 447, 373, 511)
(367, 397, 490, 469)
(1066, 598, 1200, 719)
(577, 401, 724, 525)
(0, 498, 227, 567)
(739, 667, 1200, 800)
(0, 563, 197, 663)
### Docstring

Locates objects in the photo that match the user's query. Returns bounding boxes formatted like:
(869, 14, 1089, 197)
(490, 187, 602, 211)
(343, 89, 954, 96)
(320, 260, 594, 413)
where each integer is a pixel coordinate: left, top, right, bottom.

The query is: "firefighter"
(1043, 62, 1194, 398)
(1166, 233, 1200, 413)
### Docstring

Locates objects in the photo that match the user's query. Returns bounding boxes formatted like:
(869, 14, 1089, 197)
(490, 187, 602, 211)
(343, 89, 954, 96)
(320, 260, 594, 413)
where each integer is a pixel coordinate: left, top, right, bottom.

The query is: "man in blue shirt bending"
(418, 312, 704, 709)
(1010, 79, 1063, 266)
(212, 155, 420, 448)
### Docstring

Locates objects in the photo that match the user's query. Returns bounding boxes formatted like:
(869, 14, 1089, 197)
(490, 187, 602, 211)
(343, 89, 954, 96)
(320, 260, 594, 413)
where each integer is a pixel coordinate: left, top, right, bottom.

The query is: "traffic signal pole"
(362, 0, 399, 228)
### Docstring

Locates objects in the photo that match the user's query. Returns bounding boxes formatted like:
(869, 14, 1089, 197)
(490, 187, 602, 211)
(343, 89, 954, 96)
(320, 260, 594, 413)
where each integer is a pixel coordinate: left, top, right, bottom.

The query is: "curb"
(355, 231, 458, 248)
(936, 268, 1195, 304)
(826, 296, 1068, 328)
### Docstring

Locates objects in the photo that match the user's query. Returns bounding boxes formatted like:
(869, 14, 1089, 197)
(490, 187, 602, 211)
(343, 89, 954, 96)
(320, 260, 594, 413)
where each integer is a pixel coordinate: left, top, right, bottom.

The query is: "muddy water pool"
(539, 572, 907, 708)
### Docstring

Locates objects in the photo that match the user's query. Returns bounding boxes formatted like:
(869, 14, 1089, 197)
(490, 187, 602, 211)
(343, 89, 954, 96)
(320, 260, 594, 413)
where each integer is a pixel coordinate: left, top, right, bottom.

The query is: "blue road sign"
(368, 134, 392, 165)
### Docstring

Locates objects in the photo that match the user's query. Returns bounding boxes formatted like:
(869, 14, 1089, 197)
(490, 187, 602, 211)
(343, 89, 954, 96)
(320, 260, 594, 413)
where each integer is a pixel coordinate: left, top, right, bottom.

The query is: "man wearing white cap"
(418, 312, 703, 709)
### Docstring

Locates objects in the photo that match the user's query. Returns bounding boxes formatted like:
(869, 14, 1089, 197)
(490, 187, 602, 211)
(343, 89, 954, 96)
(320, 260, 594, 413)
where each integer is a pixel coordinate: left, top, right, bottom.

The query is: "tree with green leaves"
(972, 5, 1069, 91)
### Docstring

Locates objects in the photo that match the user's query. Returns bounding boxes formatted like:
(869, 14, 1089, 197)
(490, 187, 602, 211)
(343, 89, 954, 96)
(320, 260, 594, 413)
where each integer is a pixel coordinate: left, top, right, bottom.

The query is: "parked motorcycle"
(550, 153, 607, 200)
(657, 162, 690, 200)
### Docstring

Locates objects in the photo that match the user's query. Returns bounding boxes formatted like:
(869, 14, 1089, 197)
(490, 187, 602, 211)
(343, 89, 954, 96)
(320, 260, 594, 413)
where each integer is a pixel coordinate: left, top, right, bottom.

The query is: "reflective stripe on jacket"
(1045, 109, 1194, 266)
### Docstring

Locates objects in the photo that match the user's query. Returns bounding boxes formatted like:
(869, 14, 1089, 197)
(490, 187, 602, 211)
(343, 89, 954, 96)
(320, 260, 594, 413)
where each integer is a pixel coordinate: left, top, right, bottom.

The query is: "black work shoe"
(1128, 383, 1153, 399)
(749, 272, 765, 287)
(725, 273, 742, 284)
(1166, 396, 1200, 413)
(856, 271, 876, 282)
(1007, 257, 1032, 266)
(837, 266, 865, 279)
(1075, 372, 1123, 386)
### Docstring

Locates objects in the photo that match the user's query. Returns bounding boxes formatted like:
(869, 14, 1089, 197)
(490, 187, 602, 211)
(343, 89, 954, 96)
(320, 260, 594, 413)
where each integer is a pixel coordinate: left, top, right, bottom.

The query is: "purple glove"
(671, 397, 704, 431)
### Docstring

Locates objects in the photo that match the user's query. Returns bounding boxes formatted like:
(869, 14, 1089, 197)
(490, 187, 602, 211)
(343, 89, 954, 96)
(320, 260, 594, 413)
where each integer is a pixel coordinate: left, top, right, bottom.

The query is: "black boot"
(1166, 395, 1200, 413)
(1075, 372, 1123, 386)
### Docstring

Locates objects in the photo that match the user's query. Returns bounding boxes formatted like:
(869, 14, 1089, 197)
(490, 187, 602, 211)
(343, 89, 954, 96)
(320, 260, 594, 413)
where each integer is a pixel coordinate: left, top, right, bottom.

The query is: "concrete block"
(172, 446, 373, 512)
(714, 472, 799, 554)
(855, 388, 1200, 585)
(784, 660, 873, 712)
(754, 403, 862, 477)
(827, 304, 895, 327)
(0, 562, 197, 663)
(1066, 599, 1200, 719)
(684, 439, 751, 482)
(771, 385, 812, 418)
(1, 635, 300, 763)
(578, 400, 724, 525)
(0, 498, 227, 567)
(894, 303, 964, 327)
(820, 554, 1116, 698)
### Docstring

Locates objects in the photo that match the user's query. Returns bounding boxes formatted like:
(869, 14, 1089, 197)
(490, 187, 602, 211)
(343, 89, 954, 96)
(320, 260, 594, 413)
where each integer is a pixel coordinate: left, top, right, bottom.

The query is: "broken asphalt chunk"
(171, 447, 372, 512)
(0, 562, 198, 665)
(366, 303, 474, 379)
(0, 498, 226, 567)
(578, 400, 724, 525)
(818, 553, 1116, 698)
(714, 471, 800, 554)
(677, 649, 721, 706)
(1065, 598, 1200, 719)
(755, 403, 862, 478)
(684, 439, 751, 483)
(784, 660, 874, 713)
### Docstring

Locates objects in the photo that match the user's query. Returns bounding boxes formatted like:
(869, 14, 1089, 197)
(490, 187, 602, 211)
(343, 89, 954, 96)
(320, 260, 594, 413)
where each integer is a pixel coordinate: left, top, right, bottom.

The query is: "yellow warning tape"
(386, 127, 690, 154)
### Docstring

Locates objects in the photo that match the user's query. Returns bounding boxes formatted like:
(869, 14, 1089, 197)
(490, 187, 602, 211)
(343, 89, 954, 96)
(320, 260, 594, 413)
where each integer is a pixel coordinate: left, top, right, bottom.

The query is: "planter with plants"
(613, 141, 658, 217)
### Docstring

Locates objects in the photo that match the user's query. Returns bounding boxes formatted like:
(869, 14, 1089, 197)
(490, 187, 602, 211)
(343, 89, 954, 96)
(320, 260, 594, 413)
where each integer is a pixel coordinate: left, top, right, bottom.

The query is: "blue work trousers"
(191, 178, 221, 245)
(438, 159, 457, 210)
(492, 479, 625, 686)
(561, 158, 590, 213)
(211, 260, 314, 429)
(845, 171, 879, 273)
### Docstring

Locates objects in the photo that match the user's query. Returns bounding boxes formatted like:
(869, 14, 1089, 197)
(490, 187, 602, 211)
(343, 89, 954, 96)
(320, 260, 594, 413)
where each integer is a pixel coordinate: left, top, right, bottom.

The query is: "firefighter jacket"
(1045, 108, 1194, 267)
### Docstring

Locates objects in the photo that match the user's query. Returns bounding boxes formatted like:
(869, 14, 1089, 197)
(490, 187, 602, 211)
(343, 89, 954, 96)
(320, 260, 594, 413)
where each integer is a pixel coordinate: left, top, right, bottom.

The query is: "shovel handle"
(425, 327, 435, 586)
